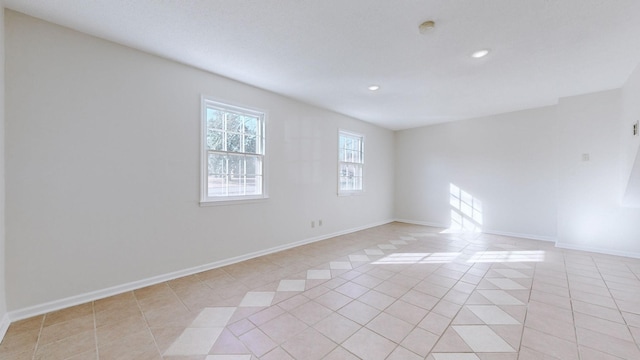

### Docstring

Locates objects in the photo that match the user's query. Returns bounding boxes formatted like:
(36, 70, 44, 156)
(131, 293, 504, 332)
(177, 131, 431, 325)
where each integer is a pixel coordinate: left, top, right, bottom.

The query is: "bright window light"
(467, 250, 545, 263)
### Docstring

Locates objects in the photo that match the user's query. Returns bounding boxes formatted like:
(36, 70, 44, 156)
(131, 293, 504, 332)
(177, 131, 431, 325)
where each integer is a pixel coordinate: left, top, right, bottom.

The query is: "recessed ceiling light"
(368, 85, 380, 91)
(471, 49, 490, 58)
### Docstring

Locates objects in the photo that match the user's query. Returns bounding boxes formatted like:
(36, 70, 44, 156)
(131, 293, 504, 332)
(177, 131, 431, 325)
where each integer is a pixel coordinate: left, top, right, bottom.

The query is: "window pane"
(208, 153, 226, 175)
(344, 137, 353, 150)
(208, 174, 227, 197)
(207, 129, 224, 151)
(228, 176, 244, 196)
(246, 156, 261, 175)
(245, 175, 261, 195)
(227, 154, 245, 176)
(226, 113, 243, 132)
(244, 117, 258, 135)
(245, 135, 257, 154)
(227, 134, 242, 152)
(207, 108, 224, 130)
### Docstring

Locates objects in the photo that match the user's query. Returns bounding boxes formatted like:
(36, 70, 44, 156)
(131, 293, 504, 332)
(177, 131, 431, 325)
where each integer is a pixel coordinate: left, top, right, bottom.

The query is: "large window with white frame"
(338, 130, 364, 195)
(201, 97, 266, 203)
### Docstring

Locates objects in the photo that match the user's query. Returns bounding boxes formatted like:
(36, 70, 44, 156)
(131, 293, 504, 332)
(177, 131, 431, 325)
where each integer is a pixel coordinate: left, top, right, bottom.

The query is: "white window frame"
(338, 129, 365, 196)
(200, 96, 267, 205)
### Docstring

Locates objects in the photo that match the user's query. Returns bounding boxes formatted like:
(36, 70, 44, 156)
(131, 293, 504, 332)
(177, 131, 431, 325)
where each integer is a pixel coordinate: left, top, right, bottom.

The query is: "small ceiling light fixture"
(419, 20, 436, 34)
(368, 85, 380, 91)
(471, 49, 490, 58)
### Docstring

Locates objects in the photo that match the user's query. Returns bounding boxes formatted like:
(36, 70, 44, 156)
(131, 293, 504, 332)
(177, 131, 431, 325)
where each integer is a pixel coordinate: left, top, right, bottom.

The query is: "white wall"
(620, 64, 640, 206)
(556, 89, 640, 256)
(4, 11, 394, 311)
(0, 1, 9, 336)
(394, 106, 558, 240)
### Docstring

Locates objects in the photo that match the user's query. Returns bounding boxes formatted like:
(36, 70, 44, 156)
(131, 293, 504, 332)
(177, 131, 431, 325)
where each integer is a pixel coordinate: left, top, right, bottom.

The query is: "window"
(201, 97, 266, 203)
(338, 130, 364, 195)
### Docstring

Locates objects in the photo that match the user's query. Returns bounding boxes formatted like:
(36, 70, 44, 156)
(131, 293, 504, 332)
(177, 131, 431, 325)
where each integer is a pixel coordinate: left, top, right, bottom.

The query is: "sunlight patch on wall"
(442, 183, 483, 233)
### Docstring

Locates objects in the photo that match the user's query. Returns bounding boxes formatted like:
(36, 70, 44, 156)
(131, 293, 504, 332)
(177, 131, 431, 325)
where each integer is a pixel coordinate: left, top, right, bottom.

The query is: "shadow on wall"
(443, 183, 483, 233)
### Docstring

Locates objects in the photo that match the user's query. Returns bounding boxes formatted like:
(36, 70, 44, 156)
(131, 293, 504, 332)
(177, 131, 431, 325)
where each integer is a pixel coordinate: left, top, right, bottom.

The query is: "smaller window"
(338, 130, 365, 195)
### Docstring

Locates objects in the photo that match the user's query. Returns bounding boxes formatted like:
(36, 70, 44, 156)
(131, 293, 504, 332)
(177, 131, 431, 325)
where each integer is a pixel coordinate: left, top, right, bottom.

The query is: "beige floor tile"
(521, 327, 579, 360)
(281, 327, 336, 360)
(238, 328, 277, 357)
(452, 307, 485, 325)
(208, 329, 250, 354)
(386, 346, 423, 360)
(365, 312, 413, 343)
(322, 346, 360, 360)
(0, 330, 39, 359)
(96, 312, 148, 347)
(247, 306, 284, 327)
(334, 282, 369, 299)
(374, 280, 411, 298)
(42, 303, 94, 327)
(99, 330, 161, 360)
(35, 329, 96, 360)
(313, 312, 360, 344)
(260, 347, 294, 360)
(163, 327, 224, 356)
(289, 300, 333, 325)
(342, 327, 396, 360)
(574, 312, 633, 341)
(453, 325, 515, 352)
(400, 327, 438, 356)
(431, 354, 480, 360)
(357, 290, 395, 310)
(337, 300, 380, 325)
(259, 313, 308, 344)
(431, 327, 474, 352)
(524, 312, 575, 342)
(576, 326, 640, 359)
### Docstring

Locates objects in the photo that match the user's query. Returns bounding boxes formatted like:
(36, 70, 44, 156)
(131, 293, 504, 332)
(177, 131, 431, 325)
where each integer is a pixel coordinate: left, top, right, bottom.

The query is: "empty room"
(2, 1, 640, 359)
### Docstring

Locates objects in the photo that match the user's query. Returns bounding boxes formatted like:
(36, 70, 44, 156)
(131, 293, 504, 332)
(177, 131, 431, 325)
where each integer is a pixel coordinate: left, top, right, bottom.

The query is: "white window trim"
(338, 129, 365, 196)
(200, 95, 268, 205)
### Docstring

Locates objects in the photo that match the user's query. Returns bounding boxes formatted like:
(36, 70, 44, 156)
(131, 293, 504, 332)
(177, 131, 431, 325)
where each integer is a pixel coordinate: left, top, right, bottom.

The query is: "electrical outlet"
(311, 221, 315, 228)
(319, 219, 323, 226)
(582, 153, 590, 162)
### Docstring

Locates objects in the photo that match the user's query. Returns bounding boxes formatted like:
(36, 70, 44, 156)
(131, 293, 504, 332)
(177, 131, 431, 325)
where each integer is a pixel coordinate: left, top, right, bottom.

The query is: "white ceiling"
(5, 0, 640, 130)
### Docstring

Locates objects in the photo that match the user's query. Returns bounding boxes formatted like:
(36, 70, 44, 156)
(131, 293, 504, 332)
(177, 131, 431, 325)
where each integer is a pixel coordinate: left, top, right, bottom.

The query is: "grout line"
(30, 315, 45, 360)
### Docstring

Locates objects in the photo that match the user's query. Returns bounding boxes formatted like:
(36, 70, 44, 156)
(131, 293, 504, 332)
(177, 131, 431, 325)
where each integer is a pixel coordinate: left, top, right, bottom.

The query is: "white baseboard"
(555, 242, 640, 259)
(394, 218, 449, 229)
(482, 229, 556, 243)
(394, 219, 556, 242)
(6, 219, 394, 324)
(0, 312, 10, 341)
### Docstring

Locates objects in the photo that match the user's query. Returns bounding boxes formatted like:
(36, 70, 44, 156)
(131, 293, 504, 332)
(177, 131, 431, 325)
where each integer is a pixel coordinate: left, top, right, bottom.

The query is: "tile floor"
(2, 222, 640, 359)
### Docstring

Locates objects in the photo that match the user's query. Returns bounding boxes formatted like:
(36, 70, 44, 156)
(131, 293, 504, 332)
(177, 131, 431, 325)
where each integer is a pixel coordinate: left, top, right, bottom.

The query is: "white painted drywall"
(620, 64, 640, 206)
(556, 89, 640, 256)
(394, 106, 558, 240)
(0, 1, 9, 333)
(4, 11, 394, 310)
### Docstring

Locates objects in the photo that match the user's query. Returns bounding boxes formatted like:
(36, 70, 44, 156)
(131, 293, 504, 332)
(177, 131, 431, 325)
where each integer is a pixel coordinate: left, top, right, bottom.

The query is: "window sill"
(338, 191, 365, 197)
(200, 196, 269, 207)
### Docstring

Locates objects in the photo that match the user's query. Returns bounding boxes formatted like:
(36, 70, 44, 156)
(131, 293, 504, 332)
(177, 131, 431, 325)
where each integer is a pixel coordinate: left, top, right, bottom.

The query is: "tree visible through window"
(201, 98, 265, 202)
(338, 130, 364, 194)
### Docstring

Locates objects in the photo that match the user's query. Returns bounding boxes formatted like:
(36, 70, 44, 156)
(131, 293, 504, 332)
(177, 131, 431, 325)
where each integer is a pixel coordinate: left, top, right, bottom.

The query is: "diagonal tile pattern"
(3, 222, 640, 359)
